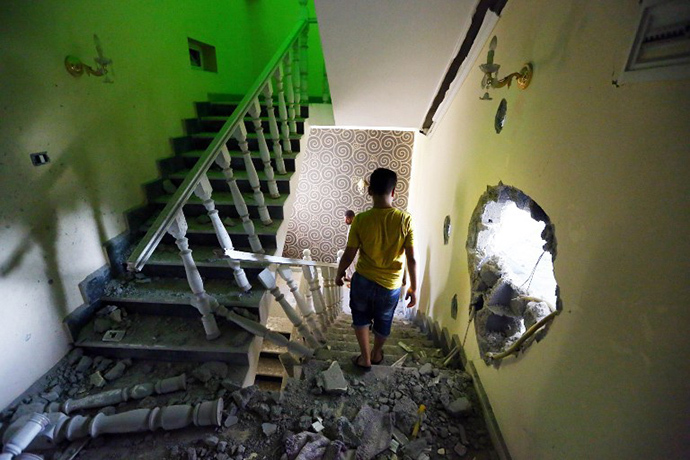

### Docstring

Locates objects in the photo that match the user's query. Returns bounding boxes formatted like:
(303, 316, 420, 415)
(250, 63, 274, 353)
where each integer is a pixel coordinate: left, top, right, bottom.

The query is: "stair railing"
(125, 18, 313, 342)
(225, 249, 343, 336)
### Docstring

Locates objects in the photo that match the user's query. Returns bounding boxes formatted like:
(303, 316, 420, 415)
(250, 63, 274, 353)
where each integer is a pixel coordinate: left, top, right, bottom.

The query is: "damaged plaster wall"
(0, 0, 314, 410)
(407, 0, 690, 458)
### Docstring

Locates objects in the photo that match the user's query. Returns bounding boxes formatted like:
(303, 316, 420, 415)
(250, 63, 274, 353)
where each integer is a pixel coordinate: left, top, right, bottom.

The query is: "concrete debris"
(401, 438, 428, 460)
(397, 342, 414, 353)
(204, 435, 219, 447)
(479, 259, 501, 288)
(223, 415, 238, 428)
(109, 308, 123, 323)
(392, 396, 418, 436)
(95, 358, 113, 373)
(353, 405, 393, 460)
(335, 416, 360, 448)
(453, 442, 468, 457)
(284, 431, 331, 460)
(311, 420, 325, 433)
(317, 361, 348, 394)
(418, 363, 433, 376)
(67, 348, 84, 365)
(103, 361, 126, 381)
(261, 423, 277, 436)
(446, 397, 472, 417)
(231, 385, 258, 410)
(75, 356, 93, 373)
(89, 371, 106, 388)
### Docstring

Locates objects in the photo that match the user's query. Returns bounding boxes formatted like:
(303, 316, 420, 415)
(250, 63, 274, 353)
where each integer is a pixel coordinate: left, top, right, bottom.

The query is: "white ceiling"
(314, 0, 479, 129)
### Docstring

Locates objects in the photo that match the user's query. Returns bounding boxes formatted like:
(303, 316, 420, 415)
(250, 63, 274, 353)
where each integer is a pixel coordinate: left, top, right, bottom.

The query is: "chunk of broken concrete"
(90, 371, 106, 388)
(75, 355, 93, 373)
(401, 438, 428, 460)
(104, 361, 126, 381)
(353, 405, 393, 460)
(392, 396, 418, 435)
(418, 363, 433, 375)
(445, 397, 472, 417)
(335, 416, 361, 448)
(317, 361, 348, 394)
(262, 423, 277, 436)
(94, 317, 111, 334)
(232, 385, 258, 410)
(223, 415, 238, 428)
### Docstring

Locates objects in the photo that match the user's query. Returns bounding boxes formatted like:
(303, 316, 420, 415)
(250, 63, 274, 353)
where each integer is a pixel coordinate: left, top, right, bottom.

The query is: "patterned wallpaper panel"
(284, 128, 414, 263)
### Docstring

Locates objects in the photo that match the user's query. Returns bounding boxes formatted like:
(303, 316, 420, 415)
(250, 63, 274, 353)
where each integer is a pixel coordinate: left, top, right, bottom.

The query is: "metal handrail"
(127, 19, 309, 272)
(224, 249, 338, 269)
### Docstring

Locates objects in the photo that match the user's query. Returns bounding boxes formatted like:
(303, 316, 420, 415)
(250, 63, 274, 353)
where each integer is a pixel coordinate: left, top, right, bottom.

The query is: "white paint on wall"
(315, 0, 478, 128)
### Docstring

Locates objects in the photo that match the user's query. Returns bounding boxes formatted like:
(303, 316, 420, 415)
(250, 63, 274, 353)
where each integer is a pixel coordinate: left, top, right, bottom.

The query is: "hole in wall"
(466, 183, 561, 364)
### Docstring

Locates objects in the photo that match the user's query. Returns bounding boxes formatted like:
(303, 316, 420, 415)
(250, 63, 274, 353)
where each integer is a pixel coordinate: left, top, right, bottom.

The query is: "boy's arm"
(404, 246, 417, 308)
(336, 246, 358, 286)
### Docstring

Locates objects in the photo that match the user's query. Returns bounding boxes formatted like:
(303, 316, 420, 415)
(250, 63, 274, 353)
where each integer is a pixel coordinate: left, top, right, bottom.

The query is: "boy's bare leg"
(354, 326, 372, 366)
(371, 335, 386, 363)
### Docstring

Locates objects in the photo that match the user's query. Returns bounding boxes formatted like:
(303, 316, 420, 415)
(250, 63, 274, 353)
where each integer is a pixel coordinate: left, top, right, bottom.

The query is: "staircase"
(70, 100, 308, 386)
(66, 17, 318, 389)
(315, 314, 442, 367)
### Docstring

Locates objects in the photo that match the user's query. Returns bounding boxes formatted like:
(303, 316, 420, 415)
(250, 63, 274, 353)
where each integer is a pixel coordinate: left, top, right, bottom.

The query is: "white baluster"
(261, 81, 287, 175)
(303, 264, 329, 328)
(248, 98, 280, 198)
(233, 124, 273, 226)
(300, 27, 309, 106)
(215, 145, 264, 254)
(292, 41, 301, 133)
(277, 266, 326, 341)
(167, 211, 220, 340)
(300, 248, 314, 310)
(194, 176, 251, 292)
(336, 250, 344, 311)
(284, 52, 297, 133)
(214, 308, 313, 358)
(258, 269, 320, 348)
(320, 266, 333, 321)
(274, 65, 293, 153)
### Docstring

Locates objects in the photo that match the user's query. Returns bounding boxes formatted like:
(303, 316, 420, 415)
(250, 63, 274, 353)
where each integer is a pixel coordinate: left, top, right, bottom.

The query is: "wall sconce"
(479, 36, 532, 100)
(65, 34, 113, 82)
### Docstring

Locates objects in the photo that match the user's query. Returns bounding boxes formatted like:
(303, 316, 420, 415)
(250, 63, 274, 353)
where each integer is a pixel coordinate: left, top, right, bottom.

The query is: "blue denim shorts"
(350, 272, 401, 338)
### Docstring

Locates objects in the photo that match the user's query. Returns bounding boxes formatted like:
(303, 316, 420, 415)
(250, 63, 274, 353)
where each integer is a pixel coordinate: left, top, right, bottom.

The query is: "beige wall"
(0, 0, 309, 409)
(408, 1, 690, 458)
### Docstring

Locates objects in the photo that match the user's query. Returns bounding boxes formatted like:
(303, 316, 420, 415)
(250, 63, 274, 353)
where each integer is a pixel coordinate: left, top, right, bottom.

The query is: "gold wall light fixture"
(65, 34, 113, 82)
(479, 36, 532, 100)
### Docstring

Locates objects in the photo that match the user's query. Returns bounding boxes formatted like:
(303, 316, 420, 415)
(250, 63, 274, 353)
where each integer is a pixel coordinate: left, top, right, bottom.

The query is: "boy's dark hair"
(368, 168, 397, 195)
(345, 210, 355, 218)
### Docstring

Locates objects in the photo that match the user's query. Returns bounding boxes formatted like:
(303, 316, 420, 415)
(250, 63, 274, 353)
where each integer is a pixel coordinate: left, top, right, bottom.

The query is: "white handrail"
(127, 19, 309, 272)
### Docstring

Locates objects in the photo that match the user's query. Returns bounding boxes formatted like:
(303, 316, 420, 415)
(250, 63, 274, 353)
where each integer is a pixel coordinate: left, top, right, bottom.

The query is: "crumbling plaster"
(408, 0, 690, 458)
(0, 0, 318, 411)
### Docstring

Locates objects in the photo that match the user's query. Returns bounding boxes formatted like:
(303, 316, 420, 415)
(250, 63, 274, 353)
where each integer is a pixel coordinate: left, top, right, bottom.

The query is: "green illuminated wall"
(0, 0, 325, 409)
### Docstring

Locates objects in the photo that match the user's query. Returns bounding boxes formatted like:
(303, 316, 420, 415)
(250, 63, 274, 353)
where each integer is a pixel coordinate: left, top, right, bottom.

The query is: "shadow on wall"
(418, 245, 433, 316)
(0, 133, 111, 320)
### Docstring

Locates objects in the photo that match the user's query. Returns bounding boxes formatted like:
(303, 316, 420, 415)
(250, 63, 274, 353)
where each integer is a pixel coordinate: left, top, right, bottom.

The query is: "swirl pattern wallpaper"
(284, 128, 414, 262)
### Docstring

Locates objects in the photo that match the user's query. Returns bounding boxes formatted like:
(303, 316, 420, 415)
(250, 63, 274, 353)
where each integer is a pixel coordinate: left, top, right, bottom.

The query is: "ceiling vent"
(619, 0, 690, 83)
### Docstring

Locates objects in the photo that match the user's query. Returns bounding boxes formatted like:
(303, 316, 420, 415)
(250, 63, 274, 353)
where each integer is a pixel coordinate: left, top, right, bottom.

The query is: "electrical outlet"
(30, 152, 50, 166)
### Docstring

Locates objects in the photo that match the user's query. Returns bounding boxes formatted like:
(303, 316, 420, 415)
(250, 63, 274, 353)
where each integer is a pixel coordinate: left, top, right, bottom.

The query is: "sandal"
(351, 354, 372, 371)
(371, 350, 384, 365)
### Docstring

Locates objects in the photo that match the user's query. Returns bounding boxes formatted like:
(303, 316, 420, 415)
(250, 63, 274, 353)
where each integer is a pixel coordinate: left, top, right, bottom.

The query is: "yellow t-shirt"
(346, 207, 414, 290)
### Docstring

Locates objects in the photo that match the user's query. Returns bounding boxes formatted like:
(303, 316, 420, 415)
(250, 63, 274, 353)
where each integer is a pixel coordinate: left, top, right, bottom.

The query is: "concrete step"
(138, 217, 283, 250)
(313, 348, 407, 367)
(140, 244, 266, 280)
(176, 150, 299, 173)
(75, 313, 255, 364)
(256, 356, 285, 379)
(324, 339, 438, 357)
(192, 116, 305, 135)
(100, 277, 262, 318)
(325, 325, 429, 341)
(198, 101, 309, 119)
(150, 190, 288, 221)
(165, 168, 294, 196)
(175, 133, 302, 155)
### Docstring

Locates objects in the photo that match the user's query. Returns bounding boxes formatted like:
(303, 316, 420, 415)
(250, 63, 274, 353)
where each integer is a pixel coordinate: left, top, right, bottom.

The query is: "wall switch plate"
(30, 152, 50, 166)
